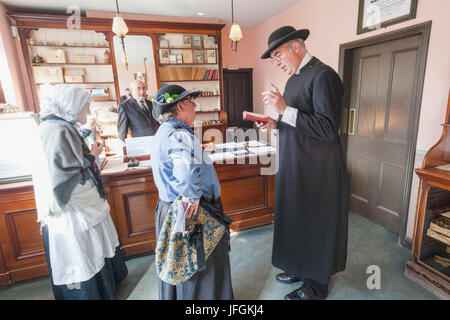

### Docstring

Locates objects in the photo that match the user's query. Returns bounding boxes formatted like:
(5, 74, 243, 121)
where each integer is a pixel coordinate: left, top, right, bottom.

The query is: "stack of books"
(159, 67, 218, 81)
(427, 212, 450, 245)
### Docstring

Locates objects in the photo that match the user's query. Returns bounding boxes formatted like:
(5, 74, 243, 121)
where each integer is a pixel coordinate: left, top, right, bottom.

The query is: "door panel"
(347, 35, 421, 233)
(223, 69, 253, 128)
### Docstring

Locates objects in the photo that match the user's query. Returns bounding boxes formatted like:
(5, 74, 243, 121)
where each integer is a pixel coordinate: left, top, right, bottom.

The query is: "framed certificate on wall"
(357, 0, 418, 34)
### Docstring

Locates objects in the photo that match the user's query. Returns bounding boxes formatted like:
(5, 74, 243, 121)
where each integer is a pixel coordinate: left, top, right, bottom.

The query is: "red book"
(243, 111, 269, 123)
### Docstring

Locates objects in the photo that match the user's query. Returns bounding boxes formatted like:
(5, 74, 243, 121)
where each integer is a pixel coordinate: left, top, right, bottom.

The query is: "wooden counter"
(0, 157, 275, 286)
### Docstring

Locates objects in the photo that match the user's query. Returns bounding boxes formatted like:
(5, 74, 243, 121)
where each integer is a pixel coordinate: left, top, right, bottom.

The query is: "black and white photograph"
(192, 35, 202, 48)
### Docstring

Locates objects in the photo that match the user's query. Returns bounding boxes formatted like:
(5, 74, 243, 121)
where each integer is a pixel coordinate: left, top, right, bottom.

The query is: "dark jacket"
(272, 57, 348, 284)
(117, 98, 160, 141)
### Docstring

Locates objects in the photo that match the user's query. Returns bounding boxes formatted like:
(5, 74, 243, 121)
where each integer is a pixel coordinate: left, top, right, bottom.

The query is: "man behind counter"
(117, 80, 160, 141)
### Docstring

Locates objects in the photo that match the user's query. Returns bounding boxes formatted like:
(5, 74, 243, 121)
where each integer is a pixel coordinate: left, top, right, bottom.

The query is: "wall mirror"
(112, 35, 158, 102)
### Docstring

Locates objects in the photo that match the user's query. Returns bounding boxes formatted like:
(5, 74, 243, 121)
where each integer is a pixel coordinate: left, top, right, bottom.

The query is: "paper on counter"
(137, 160, 152, 167)
(233, 149, 250, 156)
(208, 152, 236, 161)
(101, 160, 128, 174)
(248, 146, 277, 154)
(235, 140, 266, 147)
(215, 142, 238, 149)
(125, 136, 153, 157)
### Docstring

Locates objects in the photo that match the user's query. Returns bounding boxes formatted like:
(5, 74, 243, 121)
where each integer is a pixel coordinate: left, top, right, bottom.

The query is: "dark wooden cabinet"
(0, 183, 48, 286)
(223, 68, 253, 128)
(0, 160, 275, 286)
(405, 91, 450, 299)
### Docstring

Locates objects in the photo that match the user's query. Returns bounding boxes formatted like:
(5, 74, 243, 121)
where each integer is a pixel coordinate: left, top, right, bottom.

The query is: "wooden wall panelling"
(151, 33, 161, 91)
(0, 242, 10, 286)
(0, 187, 48, 283)
(108, 30, 121, 106)
(9, 12, 225, 113)
(106, 172, 160, 256)
(215, 163, 275, 231)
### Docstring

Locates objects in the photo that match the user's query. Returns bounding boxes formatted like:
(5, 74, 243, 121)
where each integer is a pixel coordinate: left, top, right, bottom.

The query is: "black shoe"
(284, 281, 328, 300)
(284, 287, 313, 300)
(276, 272, 301, 284)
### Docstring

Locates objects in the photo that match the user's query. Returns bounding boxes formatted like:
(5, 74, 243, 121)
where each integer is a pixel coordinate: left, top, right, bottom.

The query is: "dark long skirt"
(155, 199, 234, 300)
(42, 225, 128, 300)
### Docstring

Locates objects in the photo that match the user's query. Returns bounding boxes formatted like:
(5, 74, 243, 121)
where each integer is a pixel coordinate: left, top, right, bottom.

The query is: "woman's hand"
(86, 117, 97, 132)
(89, 141, 103, 157)
(182, 197, 200, 218)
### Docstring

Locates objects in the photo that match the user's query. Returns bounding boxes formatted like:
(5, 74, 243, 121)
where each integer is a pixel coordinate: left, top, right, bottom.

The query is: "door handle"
(348, 107, 356, 135)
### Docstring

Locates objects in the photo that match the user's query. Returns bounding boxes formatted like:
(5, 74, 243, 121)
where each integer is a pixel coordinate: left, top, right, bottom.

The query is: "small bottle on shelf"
(104, 50, 111, 64)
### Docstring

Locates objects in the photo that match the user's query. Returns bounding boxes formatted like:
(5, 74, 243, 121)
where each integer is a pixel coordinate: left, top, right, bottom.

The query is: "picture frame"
(357, 0, 418, 35)
(74, 55, 96, 64)
(204, 36, 216, 49)
(159, 39, 169, 48)
(194, 50, 204, 63)
(169, 54, 177, 64)
(176, 54, 183, 64)
(192, 35, 202, 49)
(182, 35, 192, 48)
(159, 49, 170, 64)
(182, 50, 193, 64)
(206, 50, 217, 64)
(134, 72, 148, 89)
(45, 49, 66, 63)
(33, 66, 64, 83)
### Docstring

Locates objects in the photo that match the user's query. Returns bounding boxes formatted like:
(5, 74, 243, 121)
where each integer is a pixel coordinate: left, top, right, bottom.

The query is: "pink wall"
(222, 0, 450, 151)
(221, 25, 255, 69)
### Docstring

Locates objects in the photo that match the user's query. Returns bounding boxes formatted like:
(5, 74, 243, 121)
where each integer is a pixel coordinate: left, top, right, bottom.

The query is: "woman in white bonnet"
(33, 84, 127, 300)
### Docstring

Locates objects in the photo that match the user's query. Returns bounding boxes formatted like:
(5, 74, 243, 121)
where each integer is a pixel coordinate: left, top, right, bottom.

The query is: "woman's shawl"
(33, 119, 91, 222)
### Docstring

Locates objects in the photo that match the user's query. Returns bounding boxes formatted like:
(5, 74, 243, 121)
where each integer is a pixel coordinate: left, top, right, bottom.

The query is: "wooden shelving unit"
(155, 33, 225, 143)
(159, 63, 218, 66)
(158, 47, 218, 51)
(35, 81, 114, 85)
(405, 91, 450, 300)
(159, 79, 219, 82)
(32, 63, 112, 66)
(28, 45, 109, 49)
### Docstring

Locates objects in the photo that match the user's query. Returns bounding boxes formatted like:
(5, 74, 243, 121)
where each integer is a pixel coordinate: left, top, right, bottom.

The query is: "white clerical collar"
(295, 51, 312, 75)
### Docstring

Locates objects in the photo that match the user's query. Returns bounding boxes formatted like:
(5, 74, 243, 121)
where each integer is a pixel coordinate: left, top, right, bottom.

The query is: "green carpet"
(0, 212, 437, 300)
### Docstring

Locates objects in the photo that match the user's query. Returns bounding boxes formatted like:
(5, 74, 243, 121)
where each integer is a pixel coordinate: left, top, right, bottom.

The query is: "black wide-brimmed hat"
(152, 84, 201, 119)
(260, 26, 310, 59)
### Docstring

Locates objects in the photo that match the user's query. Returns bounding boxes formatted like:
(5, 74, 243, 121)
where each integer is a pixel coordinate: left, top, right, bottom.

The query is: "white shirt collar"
(295, 51, 312, 75)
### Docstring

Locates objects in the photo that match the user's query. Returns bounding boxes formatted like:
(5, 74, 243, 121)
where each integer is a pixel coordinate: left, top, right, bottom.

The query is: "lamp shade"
(229, 23, 243, 42)
(112, 16, 128, 37)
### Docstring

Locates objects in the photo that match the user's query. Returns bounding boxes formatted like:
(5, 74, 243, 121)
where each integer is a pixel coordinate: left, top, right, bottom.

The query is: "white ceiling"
(1, 0, 302, 29)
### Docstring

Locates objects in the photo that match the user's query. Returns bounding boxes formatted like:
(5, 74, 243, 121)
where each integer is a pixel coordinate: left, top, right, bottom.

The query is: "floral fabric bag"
(155, 197, 230, 285)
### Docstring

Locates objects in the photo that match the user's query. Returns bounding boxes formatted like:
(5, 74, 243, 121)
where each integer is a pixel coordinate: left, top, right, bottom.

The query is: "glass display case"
(0, 112, 39, 183)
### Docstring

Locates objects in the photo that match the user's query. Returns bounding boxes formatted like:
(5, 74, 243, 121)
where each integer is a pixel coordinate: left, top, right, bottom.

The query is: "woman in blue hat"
(150, 84, 234, 300)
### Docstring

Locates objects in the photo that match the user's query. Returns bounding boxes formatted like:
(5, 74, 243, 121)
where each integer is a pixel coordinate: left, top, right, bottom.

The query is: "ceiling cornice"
(8, 12, 226, 34)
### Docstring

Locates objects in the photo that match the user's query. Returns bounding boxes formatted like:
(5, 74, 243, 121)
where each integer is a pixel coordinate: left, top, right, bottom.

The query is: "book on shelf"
(243, 111, 269, 123)
(426, 228, 450, 245)
(429, 216, 450, 237)
(159, 66, 215, 81)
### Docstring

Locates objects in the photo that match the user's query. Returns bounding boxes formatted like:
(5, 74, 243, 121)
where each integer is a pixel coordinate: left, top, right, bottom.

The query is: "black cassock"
(272, 57, 348, 284)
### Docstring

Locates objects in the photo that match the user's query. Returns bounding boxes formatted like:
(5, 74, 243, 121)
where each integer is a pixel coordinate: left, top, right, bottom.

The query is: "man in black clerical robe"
(258, 26, 348, 300)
